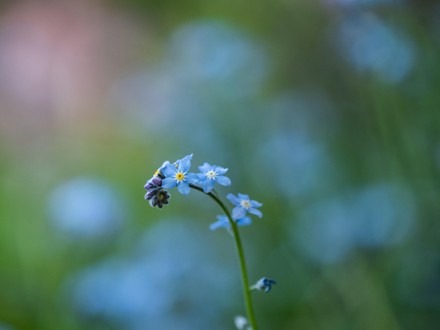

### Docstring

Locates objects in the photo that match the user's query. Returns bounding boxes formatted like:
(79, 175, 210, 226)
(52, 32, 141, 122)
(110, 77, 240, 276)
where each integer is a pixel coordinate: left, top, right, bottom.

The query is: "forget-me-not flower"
(209, 215, 252, 231)
(162, 154, 198, 195)
(196, 162, 231, 193)
(234, 315, 251, 330)
(227, 193, 262, 220)
(250, 277, 276, 293)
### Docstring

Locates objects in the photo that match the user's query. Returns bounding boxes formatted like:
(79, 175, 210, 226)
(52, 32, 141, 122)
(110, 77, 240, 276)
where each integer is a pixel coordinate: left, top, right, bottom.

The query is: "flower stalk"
(190, 184, 258, 330)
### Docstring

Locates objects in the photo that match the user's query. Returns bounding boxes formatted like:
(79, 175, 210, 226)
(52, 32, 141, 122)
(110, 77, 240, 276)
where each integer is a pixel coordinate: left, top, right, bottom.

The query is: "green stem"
(190, 184, 258, 330)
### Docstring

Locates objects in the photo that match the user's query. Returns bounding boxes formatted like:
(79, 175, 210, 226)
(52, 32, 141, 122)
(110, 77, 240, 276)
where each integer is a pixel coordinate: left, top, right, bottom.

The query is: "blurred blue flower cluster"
(336, 13, 415, 83)
(110, 21, 269, 156)
(67, 220, 234, 330)
(292, 183, 416, 264)
(48, 177, 125, 240)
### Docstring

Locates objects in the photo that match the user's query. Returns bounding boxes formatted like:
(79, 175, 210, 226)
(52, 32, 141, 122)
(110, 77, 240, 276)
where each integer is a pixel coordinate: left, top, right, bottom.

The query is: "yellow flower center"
(175, 172, 185, 182)
(240, 200, 251, 209)
(206, 170, 217, 179)
(154, 169, 160, 177)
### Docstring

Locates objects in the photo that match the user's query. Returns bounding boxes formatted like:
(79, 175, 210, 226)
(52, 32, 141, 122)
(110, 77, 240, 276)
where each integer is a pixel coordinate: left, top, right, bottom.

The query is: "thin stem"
(190, 184, 258, 330)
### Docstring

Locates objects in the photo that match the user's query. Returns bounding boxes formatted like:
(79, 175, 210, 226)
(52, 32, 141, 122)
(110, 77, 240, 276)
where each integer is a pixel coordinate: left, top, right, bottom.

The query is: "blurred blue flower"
(48, 177, 124, 239)
(258, 132, 335, 198)
(251, 277, 277, 293)
(339, 14, 415, 83)
(227, 193, 263, 220)
(162, 154, 197, 195)
(196, 163, 231, 193)
(67, 219, 234, 329)
(167, 20, 269, 96)
(234, 315, 251, 330)
(109, 20, 270, 160)
(209, 215, 252, 231)
(292, 183, 416, 265)
(325, 0, 403, 6)
(293, 199, 355, 265)
(336, 13, 415, 83)
(351, 184, 415, 248)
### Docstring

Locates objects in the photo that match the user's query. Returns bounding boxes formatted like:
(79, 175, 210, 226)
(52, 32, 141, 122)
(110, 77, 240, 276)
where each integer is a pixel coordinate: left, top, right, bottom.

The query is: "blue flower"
(250, 277, 276, 293)
(226, 193, 262, 220)
(196, 163, 231, 193)
(209, 215, 252, 231)
(161, 154, 198, 195)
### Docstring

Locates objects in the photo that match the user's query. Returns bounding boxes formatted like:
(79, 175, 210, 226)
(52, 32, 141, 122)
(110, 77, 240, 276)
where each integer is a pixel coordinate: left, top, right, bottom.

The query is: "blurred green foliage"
(0, 0, 439, 329)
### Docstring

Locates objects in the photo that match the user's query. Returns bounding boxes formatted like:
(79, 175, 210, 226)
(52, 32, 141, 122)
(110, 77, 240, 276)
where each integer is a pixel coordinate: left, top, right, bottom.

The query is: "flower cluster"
(143, 154, 275, 329)
(144, 154, 233, 200)
(144, 155, 264, 226)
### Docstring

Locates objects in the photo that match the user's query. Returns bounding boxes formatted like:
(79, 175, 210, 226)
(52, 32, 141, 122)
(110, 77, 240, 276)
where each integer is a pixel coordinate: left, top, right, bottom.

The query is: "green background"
(0, 1, 439, 329)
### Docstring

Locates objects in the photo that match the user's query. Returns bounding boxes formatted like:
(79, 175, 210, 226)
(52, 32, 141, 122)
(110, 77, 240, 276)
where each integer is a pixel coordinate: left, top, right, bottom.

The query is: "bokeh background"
(0, 0, 439, 329)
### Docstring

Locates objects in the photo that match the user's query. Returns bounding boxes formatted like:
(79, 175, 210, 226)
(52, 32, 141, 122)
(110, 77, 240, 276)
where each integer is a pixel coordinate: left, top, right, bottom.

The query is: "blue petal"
(238, 193, 250, 200)
(209, 215, 230, 231)
(186, 173, 199, 185)
(158, 160, 170, 170)
(237, 217, 252, 227)
(232, 206, 246, 220)
(175, 154, 193, 164)
(227, 193, 240, 205)
(177, 154, 193, 172)
(209, 221, 223, 231)
(216, 176, 231, 186)
(251, 200, 263, 208)
(162, 177, 177, 189)
(202, 180, 215, 193)
(217, 215, 229, 222)
(177, 181, 190, 195)
(214, 166, 228, 175)
(248, 208, 263, 218)
(162, 164, 177, 177)
(198, 162, 212, 173)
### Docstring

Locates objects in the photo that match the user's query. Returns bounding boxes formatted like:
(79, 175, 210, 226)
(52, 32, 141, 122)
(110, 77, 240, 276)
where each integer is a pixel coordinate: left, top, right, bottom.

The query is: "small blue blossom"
(162, 154, 198, 195)
(209, 215, 252, 231)
(234, 315, 251, 330)
(250, 277, 276, 293)
(196, 162, 231, 193)
(227, 193, 263, 220)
